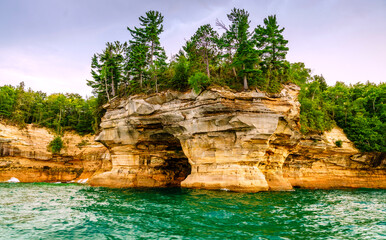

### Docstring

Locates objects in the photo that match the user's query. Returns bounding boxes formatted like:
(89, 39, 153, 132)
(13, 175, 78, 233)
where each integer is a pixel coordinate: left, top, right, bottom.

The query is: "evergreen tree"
(168, 53, 190, 91)
(254, 15, 288, 68)
(188, 24, 219, 79)
(127, 10, 165, 92)
(87, 41, 126, 102)
(126, 42, 148, 90)
(254, 15, 289, 90)
(217, 8, 258, 90)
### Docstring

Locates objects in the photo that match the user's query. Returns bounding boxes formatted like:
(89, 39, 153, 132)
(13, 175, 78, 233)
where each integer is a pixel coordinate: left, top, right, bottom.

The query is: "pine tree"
(87, 41, 126, 102)
(188, 24, 219, 79)
(223, 8, 258, 90)
(254, 15, 289, 90)
(127, 10, 165, 92)
(126, 42, 148, 90)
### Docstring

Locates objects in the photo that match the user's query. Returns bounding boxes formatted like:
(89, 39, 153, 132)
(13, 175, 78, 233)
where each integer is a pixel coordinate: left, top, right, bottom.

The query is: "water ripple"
(0, 183, 385, 239)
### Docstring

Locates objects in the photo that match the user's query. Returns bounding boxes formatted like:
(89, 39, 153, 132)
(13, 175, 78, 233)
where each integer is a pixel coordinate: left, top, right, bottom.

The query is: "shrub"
(188, 72, 210, 94)
(76, 139, 89, 149)
(48, 136, 64, 154)
(335, 140, 343, 148)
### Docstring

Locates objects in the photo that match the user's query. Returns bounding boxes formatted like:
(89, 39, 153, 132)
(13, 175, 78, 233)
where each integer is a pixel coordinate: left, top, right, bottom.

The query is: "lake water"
(0, 183, 385, 239)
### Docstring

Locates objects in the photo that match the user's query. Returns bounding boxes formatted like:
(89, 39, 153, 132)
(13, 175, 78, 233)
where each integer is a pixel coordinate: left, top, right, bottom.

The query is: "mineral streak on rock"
(89, 84, 385, 192)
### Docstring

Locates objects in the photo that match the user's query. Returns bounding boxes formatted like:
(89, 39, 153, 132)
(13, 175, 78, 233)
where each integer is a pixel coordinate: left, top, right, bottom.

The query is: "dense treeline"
(0, 82, 97, 135)
(298, 68, 385, 152)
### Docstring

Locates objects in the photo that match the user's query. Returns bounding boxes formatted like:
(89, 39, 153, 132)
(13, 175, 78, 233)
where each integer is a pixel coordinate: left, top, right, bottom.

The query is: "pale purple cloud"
(0, 0, 385, 97)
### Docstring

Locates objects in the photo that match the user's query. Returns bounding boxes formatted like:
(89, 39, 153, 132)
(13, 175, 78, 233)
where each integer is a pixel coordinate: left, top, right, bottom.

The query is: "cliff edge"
(89, 84, 385, 192)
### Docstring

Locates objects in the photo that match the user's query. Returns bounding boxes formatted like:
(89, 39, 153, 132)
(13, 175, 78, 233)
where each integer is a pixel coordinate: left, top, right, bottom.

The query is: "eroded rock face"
(284, 128, 386, 189)
(0, 123, 111, 183)
(90, 84, 385, 192)
(91, 84, 293, 191)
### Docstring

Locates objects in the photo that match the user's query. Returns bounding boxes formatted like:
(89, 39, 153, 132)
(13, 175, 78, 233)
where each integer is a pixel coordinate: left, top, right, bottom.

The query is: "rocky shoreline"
(1, 84, 385, 192)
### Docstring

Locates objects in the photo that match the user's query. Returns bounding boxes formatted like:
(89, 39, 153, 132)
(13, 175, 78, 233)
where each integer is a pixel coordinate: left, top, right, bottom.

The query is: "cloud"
(0, 0, 385, 97)
(0, 47, 92, 97)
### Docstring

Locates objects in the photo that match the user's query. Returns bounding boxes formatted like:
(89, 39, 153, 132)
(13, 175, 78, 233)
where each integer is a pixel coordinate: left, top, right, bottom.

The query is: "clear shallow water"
(0, 183, 385, 240)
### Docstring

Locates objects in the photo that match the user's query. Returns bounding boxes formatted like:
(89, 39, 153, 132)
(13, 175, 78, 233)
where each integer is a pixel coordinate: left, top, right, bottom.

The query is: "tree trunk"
(312, 88, 317, 101)
(104, 75, 110, 102)
(266, 66, 272, 90)
(205, 54, 210, 79)
(155, 75, 158, 93)
(111, 69, 116, 97)
(243, 64, 248, 90)
(57, 108, 62, 135)
(373, 98, 376, 111)
(150, 41, 154, 66)
(232, 67, 237, 77)
(139, 71, 143, 89)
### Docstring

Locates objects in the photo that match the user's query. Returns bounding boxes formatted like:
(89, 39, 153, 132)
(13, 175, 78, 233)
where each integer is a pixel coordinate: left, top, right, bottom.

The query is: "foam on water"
(6, 177, 20, 183)
(77, 178, 88, 184)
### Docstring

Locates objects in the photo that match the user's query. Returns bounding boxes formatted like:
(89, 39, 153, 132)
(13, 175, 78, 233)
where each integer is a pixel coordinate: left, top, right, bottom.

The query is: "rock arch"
(89, 85, 302, 192)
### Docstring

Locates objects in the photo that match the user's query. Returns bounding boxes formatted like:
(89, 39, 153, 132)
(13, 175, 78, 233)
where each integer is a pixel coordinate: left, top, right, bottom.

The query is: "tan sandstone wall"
(89, 84, 385, 192)
(0, 122, 111, 183)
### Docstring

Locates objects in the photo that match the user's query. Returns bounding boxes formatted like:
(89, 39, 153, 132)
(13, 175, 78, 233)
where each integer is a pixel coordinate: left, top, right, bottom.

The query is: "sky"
(0, 0, 385, 97)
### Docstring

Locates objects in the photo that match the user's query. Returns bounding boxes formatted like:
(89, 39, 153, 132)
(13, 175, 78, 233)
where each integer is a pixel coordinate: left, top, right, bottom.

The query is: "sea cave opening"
(146, 132, 191, 187)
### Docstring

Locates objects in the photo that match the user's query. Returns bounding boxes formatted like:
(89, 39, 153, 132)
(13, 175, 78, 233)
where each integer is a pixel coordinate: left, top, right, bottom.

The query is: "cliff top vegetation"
(0, 8, 384, 152)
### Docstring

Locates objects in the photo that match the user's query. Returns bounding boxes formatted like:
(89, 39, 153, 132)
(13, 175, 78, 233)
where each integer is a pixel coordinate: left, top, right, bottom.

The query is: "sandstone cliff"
(89, 84, 385, 192)
(2, 85, 384, 192)
(0, 122, 111, 183)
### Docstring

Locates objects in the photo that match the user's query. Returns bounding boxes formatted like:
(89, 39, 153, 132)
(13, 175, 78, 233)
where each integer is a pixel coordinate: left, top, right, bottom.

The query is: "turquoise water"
(0, 183, 385, 239)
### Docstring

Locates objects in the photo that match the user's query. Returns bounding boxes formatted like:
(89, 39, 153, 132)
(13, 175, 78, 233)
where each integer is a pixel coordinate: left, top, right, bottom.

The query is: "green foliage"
(335, 140, 343, 148)
(84, 8, 385, 153)
(222, 8, 259, 90)
(299, 76, 335, 133)
(284, 62, 311, 86)
(167, 55, 190, 91)
(0, 83, 97, 135)
(0, 85, 17, 118)
(185, 24, 219, 79)
(48, 136, 64, 154)
(324, 82, 385, 152)
(188, 72, 210, 94)
(299, 75, 385, 152)
(76, 140, 89, 149)
(254, 15, 289, 68)
(87, 41, 127, 102)
(254, 15, 289, 91)
(87, 8, 292, 106)
(127, 10, 166, 93)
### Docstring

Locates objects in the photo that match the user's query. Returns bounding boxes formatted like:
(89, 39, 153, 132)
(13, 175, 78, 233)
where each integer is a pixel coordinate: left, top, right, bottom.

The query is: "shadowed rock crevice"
(90, 129, 191, 188)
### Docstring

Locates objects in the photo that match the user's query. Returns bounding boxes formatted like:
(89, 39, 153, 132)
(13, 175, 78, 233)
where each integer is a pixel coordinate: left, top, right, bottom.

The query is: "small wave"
(6, 177, 20, 183)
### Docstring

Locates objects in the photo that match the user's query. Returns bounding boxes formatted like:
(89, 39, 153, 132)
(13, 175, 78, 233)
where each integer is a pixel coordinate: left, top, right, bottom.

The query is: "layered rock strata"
(0, 123, 110, 183)
(284, 128, 386, 189)
(90, 84, 385, 192)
